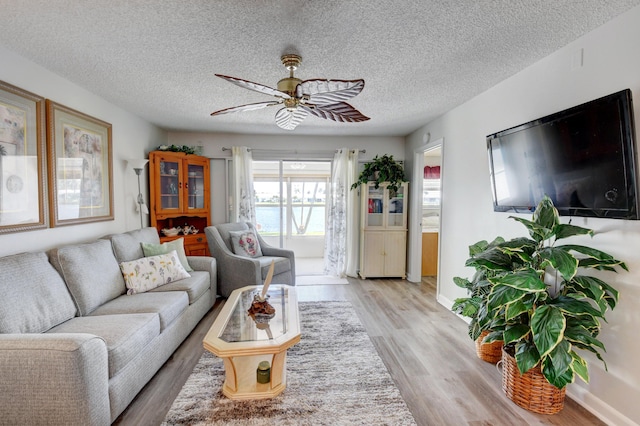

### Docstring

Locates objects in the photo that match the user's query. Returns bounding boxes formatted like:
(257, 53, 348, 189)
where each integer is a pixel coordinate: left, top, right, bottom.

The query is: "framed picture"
(0, 80, 48, 233)
(46, 100, 113, 226)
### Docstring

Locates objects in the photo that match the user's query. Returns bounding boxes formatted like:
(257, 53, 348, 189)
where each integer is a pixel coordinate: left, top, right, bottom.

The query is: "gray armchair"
(205, 222, 295, 297)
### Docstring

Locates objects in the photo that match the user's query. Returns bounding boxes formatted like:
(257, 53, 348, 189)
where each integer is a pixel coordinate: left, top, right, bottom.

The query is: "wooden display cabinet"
(149, 151, 211, 255)
(359, 181, 408, 279)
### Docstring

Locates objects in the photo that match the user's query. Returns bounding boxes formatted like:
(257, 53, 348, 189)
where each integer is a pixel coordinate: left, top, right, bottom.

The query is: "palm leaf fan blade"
(211, 101, 281, 116)
(304, 102, 370, 123)
(298, 79, 365, 105)
(275, 107, 308, 130)
(215, 74, 291, 99)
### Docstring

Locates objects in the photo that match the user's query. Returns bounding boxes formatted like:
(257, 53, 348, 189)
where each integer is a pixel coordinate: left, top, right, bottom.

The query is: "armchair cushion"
(229, 228, 263, 258)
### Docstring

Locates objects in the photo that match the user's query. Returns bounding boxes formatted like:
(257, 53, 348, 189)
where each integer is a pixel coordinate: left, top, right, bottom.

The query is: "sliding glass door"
(253, 160, 330, 274)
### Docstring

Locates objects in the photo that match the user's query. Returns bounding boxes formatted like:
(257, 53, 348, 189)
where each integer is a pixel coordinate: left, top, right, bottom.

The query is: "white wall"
(0, 46, 166, 256)
(406, 6, 640, 425)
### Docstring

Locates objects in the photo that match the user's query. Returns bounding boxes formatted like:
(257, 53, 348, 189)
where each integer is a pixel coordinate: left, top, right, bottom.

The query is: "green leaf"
(548, 340, 573, 378)
(533, 196, 560, 231)
(468, 240, 490, 256)
(487, 284, 527, 311)
(484, 330, 503, 344)
(515, 340, 541, 374)
(569, 275, 619, 311)
(497, 237, 537, 253)
(505, 299, 528, 321)
(577, 257, 627, 271)
(546, 295, 603, 319)
(538, 247, 578, 281)
(558, 245, 627, 272)
(553, 223, 594, 240)
(510, 216, 548, 242)
(570, 351, 590, 383)
(491, 268, 546, 292)
(542, 355, 573, 389)
(503, 324, 530, 345)
(531, 305, 566, 358)
(453, 276, 471, 289)
(564, 325, 605, 351)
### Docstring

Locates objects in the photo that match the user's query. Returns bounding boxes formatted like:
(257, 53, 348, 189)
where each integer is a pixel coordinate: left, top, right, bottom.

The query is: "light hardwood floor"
(114, 278, 604, 426)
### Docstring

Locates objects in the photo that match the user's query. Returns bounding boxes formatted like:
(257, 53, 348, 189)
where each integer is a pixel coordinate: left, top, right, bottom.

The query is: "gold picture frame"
(46, 100, 113, 226)
(0, 80, 48, 233)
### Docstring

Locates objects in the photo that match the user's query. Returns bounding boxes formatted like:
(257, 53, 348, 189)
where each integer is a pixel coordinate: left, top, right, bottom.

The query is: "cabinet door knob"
(197, 237, 203, 242)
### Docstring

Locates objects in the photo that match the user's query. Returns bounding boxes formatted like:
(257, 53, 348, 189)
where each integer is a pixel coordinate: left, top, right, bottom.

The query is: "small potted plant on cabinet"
(477, 196, 625, 414)
(351, 154, 407, 196)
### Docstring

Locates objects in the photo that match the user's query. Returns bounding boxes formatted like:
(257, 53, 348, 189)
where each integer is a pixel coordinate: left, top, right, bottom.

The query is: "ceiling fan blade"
(297, 79, 365, 105)
(302, 102, 370, 123)
(275, 107, 308, 130)
(215, 74, 291, 99)
(211, 100, 281, 116)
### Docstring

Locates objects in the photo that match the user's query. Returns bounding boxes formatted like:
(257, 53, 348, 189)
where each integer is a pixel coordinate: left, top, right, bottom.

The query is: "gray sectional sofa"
(0, 227, 217, 425)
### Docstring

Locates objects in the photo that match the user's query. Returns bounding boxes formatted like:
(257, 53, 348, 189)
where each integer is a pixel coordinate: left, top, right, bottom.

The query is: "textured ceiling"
(0, 1, 638, 136)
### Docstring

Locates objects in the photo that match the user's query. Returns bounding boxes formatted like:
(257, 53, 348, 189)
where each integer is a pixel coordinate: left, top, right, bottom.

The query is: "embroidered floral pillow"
(119, 250, 191, 295)
(229, 229, 263, 258)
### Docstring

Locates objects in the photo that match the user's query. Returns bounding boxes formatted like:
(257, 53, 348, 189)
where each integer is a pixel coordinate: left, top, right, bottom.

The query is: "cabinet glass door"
(387, 184, 405, 227)
(159, 159, 181, 211)
(186, 163, 205, 210)
(365, 184, 384, 228)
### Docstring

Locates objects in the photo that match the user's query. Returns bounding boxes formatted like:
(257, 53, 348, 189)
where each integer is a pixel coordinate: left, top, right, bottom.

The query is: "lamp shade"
(126, 158, 149, 171)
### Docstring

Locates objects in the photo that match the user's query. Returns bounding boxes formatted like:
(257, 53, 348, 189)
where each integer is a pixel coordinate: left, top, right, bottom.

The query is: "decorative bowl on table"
(162, 227, 180, 237)
(248, 293, 276, 323)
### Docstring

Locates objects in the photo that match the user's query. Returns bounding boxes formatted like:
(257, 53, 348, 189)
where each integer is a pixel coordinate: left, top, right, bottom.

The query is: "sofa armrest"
(0, 333, 111, 426)
(187, 255, 218, 297)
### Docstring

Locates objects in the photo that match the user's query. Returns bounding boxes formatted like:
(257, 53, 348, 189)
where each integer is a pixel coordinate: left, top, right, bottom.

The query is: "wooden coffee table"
(203, 285, 300, 400)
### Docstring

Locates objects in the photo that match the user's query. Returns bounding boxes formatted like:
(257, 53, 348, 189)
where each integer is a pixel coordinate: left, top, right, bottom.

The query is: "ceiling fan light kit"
(211, 54, 369, 130)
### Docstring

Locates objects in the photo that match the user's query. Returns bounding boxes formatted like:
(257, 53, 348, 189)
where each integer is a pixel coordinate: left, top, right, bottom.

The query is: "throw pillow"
(141, 238, 193, 271)
(229, 229, 263, 258)
(119, 251, 191, 295)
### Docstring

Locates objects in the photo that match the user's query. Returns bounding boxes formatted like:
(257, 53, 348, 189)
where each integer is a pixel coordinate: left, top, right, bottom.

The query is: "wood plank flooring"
(114, 278, 604, 426)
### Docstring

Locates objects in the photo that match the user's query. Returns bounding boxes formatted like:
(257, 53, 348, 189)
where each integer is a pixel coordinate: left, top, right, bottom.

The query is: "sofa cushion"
(148, 270, 210, 304)
(0, 252, 77, 333)
(259, 256, 291, 279)
(89, 291, 189, 331)
(119, 251, 191, 295)
(106, 227, 160, 263)
(47, 313, 159, 378)
(49, 239, 125, 316)
(141, 237, 193, 271)
(229, 228, 263, 258)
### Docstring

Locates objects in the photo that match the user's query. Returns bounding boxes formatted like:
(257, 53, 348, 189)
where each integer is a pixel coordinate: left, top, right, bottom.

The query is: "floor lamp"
(127, 159, 149, 228)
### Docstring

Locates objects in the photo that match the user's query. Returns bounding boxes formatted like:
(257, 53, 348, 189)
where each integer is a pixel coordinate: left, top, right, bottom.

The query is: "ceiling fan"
(210, 54, 370, 130)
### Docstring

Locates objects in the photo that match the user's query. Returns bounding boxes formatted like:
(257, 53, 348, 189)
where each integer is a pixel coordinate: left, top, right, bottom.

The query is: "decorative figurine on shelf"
(248, 261, 276, 323)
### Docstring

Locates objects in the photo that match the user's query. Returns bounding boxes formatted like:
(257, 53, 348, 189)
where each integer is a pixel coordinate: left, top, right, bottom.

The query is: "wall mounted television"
(486, 89, 639, 220)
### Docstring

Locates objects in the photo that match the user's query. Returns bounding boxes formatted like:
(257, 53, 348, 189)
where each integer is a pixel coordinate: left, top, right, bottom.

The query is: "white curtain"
(231, 146, 256, 223)
(324, 148, 359, 277)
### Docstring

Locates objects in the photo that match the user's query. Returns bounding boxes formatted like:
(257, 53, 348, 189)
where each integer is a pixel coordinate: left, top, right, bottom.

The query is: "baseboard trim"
(567, 385, 637, 426)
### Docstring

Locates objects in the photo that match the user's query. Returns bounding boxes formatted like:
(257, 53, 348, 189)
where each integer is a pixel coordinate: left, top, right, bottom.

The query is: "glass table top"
(219, 285, 289, 343)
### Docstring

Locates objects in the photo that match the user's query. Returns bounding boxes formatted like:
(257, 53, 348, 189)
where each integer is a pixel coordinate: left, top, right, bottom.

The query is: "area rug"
(296, 275, 349, 285)
(163, 302, 416, 425)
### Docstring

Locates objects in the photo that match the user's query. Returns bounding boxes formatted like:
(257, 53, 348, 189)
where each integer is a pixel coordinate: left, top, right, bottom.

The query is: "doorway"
(252, 160, 331, 275)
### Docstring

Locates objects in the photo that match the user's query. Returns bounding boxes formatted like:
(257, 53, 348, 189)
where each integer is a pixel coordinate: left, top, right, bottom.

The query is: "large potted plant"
(452, 237, 515, 363)
(478, 196, 625, 414)
(351, 154, 407, 196)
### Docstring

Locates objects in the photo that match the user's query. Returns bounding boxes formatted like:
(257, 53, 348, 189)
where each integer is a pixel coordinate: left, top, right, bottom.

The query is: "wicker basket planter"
(501, 347, 566, 414)
(475, 330, 503, 364)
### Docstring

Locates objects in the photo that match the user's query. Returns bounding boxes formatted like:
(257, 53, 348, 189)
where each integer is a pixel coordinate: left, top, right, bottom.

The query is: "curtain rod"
(221, 147, 365, 154)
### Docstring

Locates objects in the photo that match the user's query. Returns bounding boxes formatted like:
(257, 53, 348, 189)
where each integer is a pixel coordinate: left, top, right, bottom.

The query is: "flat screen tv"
(486, 89, 639, 220)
